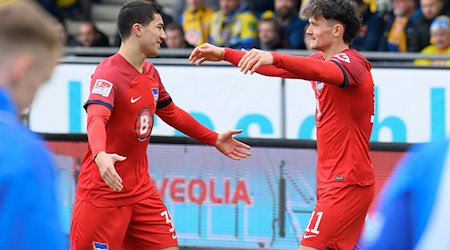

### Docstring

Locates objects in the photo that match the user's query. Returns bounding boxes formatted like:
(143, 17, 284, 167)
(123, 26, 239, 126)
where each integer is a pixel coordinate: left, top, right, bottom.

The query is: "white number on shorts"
(305, 210, 323, 235)
(160, 210, 177, 239)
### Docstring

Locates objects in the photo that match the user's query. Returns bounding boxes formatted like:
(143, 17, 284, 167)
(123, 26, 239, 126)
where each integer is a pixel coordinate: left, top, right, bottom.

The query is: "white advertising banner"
(30, 62, 450, 143)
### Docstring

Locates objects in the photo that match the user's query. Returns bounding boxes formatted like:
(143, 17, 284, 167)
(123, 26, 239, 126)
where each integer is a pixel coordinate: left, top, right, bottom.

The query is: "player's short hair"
(303, 0, 361, 44)
(117, 0, 164, 40)
(0, 0, 61, 58)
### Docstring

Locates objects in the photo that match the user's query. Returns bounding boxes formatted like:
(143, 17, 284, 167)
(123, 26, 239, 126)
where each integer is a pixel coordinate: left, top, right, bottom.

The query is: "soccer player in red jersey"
(70, 1, 251, 250)
(189, 0, 375, 249)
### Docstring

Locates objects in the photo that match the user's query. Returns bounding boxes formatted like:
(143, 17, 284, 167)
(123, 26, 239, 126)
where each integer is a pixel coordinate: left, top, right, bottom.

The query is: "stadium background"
(29, 53, 447, 249)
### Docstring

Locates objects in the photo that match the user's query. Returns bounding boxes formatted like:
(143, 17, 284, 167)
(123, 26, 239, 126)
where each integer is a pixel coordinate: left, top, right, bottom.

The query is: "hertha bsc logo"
(135, 108, 153, 141)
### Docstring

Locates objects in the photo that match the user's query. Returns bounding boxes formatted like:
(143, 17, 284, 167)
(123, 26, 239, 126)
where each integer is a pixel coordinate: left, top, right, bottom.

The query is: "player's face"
(141, 14, 166, 57)
(305, 16, 336, 51)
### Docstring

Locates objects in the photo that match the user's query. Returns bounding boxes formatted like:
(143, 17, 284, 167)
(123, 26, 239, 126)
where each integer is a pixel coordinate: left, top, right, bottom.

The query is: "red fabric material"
(156, 102, 218, 146)
(86, 104, 111, 159)
(223, 48, 345, 85)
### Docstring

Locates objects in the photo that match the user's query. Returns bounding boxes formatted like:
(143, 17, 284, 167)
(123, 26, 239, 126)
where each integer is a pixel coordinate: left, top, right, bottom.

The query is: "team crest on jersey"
(152, 88, 159, 104)
(93, 242, 108, 250)
(92, 79, 113, 97)
(333, 53, 350, 63)
(316, 81, 324, 90)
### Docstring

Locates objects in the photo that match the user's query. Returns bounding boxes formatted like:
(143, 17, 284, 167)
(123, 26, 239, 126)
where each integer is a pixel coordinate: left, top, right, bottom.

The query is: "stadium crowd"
(39, 0, 450, 65)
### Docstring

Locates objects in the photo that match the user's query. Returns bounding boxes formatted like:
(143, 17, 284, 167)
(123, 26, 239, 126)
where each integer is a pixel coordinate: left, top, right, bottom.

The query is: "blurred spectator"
(241, 0, 274, 18)
(180, 0, 214, 47)
(262, 0, 307, 50)
(165, 23, 193, 48)
(55, 18, 78, 46)
(350, 0, 386, 51)
(173, 0, 219, 23)
(414, 15, 450, 66)
(408, 0, 449, 52)
(258, 18, 282, 50)
(38, 0, 82, 19)
(362, 139, 450, 250)
(209, 0, 258, 50)
(378, 0, 421, 52)
(73, 21, 110, 47)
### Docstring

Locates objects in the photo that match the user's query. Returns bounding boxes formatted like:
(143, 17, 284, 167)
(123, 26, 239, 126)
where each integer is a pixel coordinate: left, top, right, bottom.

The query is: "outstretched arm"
(238, 49, 345, 86)
(189, 43, 345, 85)
(189, 43, 296, 78)
(157, 101, 251, 160)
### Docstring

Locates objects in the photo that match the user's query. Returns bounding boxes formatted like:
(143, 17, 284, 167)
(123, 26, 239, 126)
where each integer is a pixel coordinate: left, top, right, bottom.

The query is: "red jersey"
(223, 48, 375, 189)
(309, 49, 375, 189)
(77, 54, 171, 207)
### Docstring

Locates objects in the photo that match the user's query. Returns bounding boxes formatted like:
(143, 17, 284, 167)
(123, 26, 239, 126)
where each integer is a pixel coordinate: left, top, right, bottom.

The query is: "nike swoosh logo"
(130, 96, 142, 103)
(303, 234, 317, 239)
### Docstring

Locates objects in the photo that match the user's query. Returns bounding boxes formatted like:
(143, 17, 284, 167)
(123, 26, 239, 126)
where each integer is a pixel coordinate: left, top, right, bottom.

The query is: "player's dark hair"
(117, 0, 163, 40)
(303, 0, 361, 44)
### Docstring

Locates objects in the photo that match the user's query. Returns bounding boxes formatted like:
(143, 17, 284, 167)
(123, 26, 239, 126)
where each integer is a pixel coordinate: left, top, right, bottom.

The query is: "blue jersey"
(362, 140, 450, 250)
(0, 88, 66, 249)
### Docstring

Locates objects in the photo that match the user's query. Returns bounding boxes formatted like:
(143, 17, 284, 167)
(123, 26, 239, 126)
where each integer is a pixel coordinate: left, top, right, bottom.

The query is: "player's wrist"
(219, 48, 225, 60)
(94, 151, 106, 162)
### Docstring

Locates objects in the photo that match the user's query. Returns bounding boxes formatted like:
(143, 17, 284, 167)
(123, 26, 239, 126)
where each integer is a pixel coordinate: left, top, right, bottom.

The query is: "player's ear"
(334, 23, 345, 39)
(132, 23, 142, 37)
(11, 53, 34, 87)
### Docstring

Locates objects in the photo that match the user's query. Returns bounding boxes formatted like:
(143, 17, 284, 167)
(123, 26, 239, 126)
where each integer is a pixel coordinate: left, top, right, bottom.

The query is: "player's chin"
(309, 41, 318, 50)
(147, 47, 160, 57)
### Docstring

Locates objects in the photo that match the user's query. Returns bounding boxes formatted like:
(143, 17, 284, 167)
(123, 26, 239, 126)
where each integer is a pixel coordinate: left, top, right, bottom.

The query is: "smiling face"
(305, 16, 339, 51)
(139, 13, 166, 57)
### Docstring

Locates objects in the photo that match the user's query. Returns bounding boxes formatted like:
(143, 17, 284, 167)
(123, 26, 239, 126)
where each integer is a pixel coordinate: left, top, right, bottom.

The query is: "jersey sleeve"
(330, 51, 370, 88)
(86, 104, 111, 158)
(84, 69, 116, 111)
(156, 102, 218, 145)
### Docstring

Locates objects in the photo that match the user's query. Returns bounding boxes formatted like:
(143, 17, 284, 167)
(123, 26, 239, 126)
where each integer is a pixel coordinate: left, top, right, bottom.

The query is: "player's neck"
(322, 42, 349, 60)
(118, 43, 146, 73)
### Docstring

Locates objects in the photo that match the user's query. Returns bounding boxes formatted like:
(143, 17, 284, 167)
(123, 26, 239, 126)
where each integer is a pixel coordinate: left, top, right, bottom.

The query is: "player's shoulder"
(332, 49, 371, 69)
(143, 61, 162, 81)
(92, 54, 126, 81)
